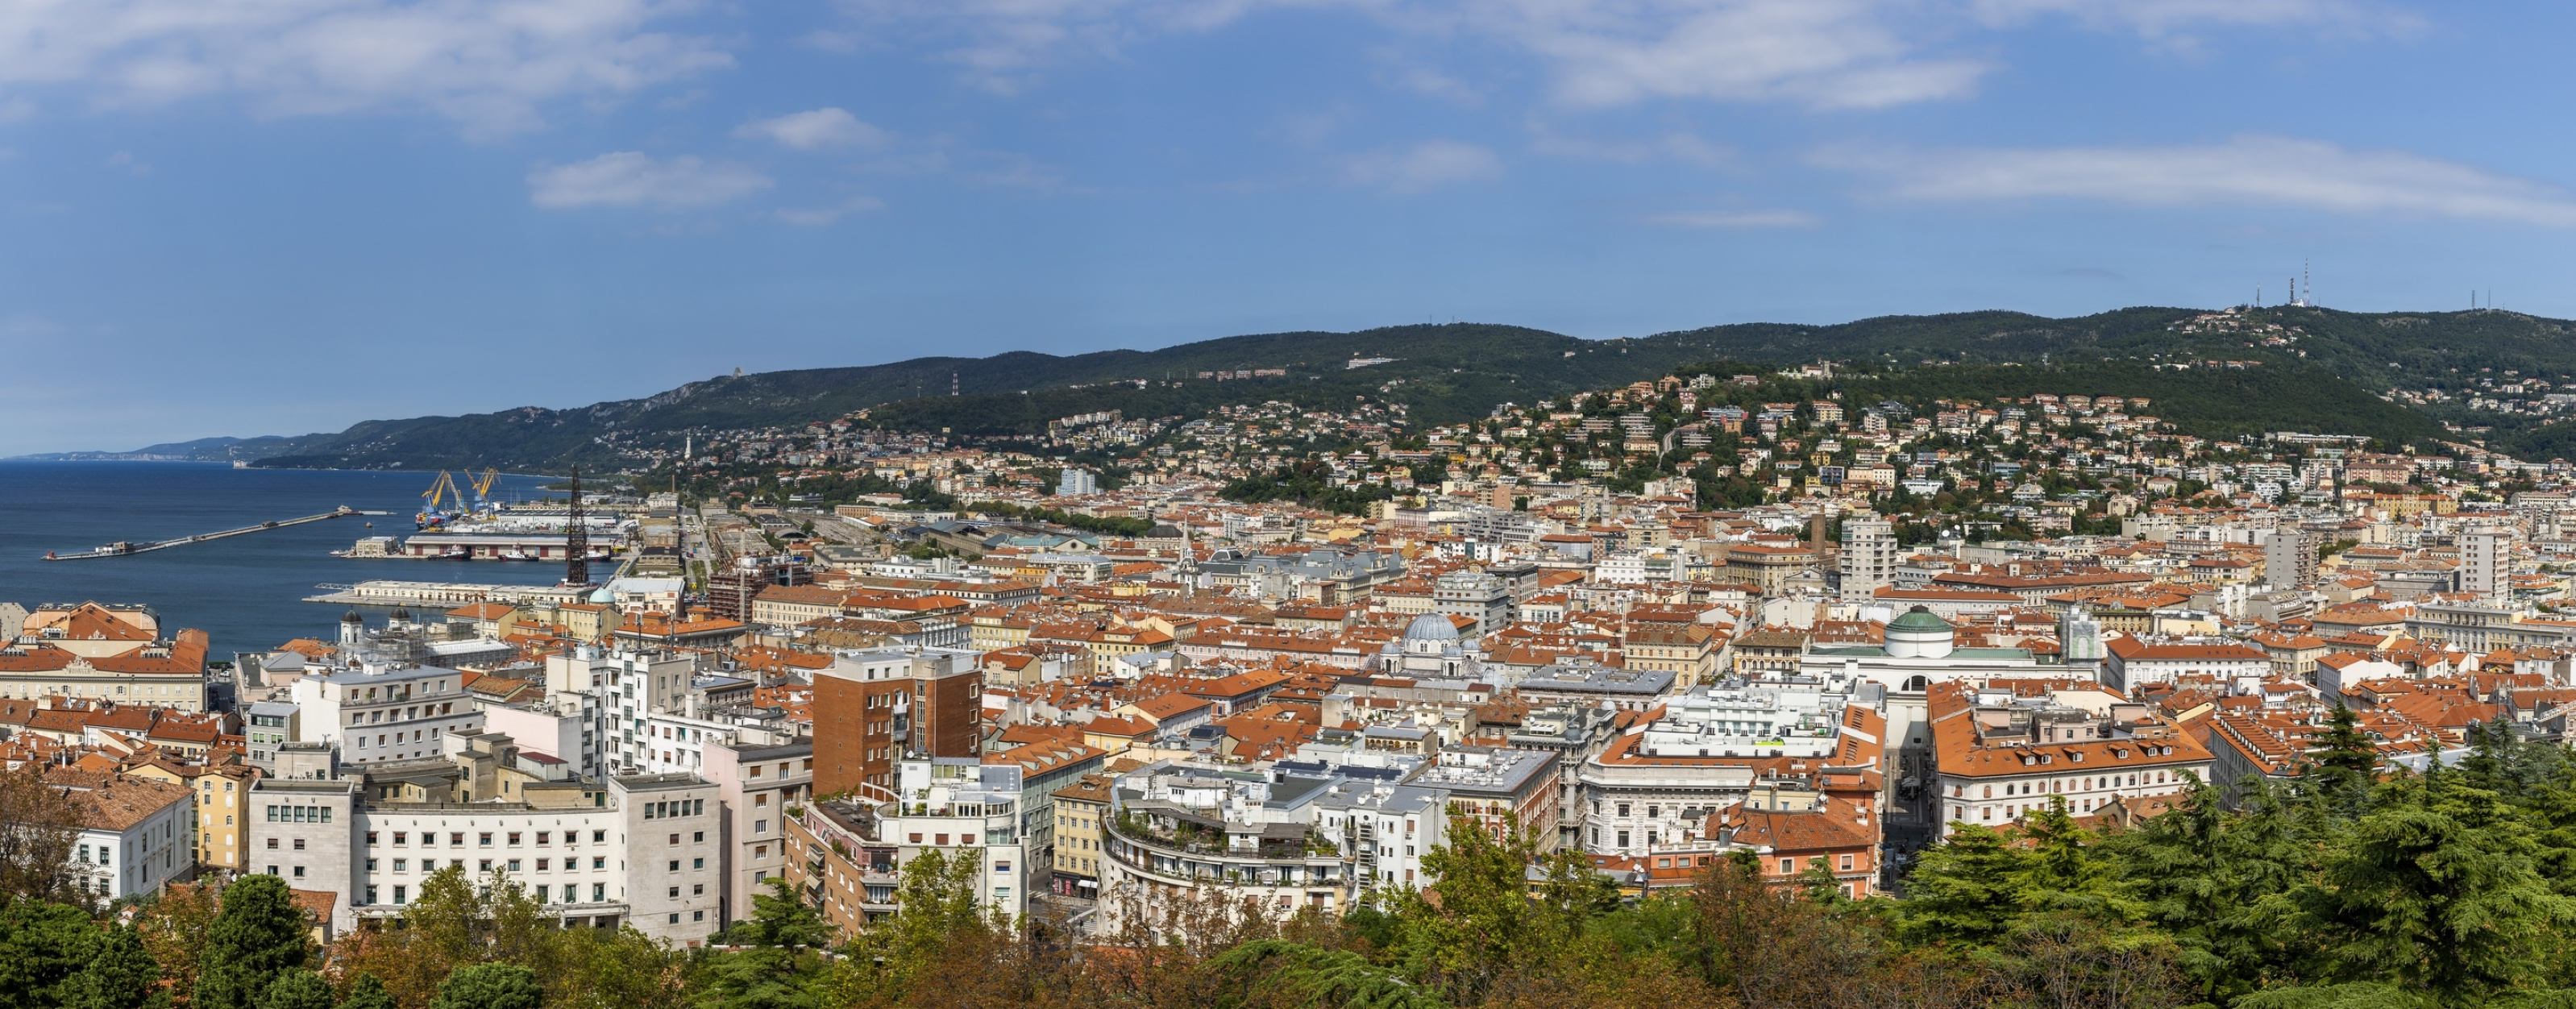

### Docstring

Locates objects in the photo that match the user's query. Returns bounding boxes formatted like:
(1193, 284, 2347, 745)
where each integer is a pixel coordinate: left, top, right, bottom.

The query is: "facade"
(1926, 682, 2212, 840)
(289, 663, 485, 766)
(247, 768, 725, 946)
(812, 647, 983, 798)
(1096, 760, 1438, 938)
(1049, 774, 1112, 897)
(782, 758, 1030, 937)
(64, 772, 195, 902)
(700, 740, 816, 926)
(1412, 746, 1559, 849)
(1837, 516, 1899, 602)
(0, 603, 210, 710)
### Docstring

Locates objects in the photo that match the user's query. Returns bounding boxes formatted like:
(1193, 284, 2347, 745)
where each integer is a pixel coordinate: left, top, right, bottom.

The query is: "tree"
(135, 883, 221, 1002)
(338, 974, 395, 1009)
(696, 878, 840, 1009)
(427, 965, 542, 1009)
(61, 925, 162, 1009)
(252, 970, 332, 1009)
(0, 899, 111, 1007)
(2308, 703, 2380, 814)
(0, 764, 85, 904)
(1897, 824, 2030, 949)
(2295, 782, 2576, 1003)
(194, 875, 315, 1009)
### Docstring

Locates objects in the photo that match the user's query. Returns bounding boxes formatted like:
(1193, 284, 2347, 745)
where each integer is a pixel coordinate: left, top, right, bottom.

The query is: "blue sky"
(3, 0, 2573, 455)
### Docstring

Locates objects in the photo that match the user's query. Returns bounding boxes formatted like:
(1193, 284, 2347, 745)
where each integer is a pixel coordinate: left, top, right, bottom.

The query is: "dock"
(305, 580, 598, 608)
(42, 507, 381, 561)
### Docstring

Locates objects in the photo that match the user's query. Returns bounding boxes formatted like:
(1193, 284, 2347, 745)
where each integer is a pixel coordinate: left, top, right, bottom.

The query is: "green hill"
(36, 305, 2560, 471)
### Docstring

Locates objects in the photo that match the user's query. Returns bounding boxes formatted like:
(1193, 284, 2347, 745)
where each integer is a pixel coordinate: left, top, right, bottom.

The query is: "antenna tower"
(563, 467, 591, 588)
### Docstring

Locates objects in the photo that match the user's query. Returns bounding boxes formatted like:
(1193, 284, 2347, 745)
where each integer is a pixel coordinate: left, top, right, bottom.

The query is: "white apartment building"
(247, 770, 725, 947)
(289, 663, 484, 766)
(68, 774, 194, 902)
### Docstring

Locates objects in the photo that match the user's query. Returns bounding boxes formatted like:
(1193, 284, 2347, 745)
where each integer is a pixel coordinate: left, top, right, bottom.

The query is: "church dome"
(1884, 605, 1955, 660)
(342, 609, 364, 624)
(590, 585, 617, 604)
(1403, 613, 1461, 642)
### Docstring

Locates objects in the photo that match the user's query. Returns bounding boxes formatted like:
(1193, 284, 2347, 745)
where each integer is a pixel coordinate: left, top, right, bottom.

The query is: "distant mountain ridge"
(23, 305, 2570, 471)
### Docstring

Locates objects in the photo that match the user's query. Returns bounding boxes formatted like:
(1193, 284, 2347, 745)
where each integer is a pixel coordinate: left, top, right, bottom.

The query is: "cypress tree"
(194, 876, 314, 1009)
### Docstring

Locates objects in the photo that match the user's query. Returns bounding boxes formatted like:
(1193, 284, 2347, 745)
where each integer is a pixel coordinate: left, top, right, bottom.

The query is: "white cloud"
(527, 152, 771, 210)
(1531, 127, 1733, 168)
(737, 107, 891, 150)
(0, 0, 730, 136)
(1639, 209, 1816, 228)
(1970, 0, 2416, 38)
(1341, 139, 1502, 193)
(849, 0, 2398, 110)
(774, 196, 887, 226)
(1829, 135, 2576, 226)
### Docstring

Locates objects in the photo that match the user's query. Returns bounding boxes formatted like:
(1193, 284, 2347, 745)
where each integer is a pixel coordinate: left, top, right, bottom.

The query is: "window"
(293, 866, 305, 878)
(366, 858, 378, 871)
(368, 832, 380, 845)
(395, 886, 407, 904)
(394, 832, 408, 845)
(693, 857, 704, 870)
(593, 831, 606, 843)
(507, 859, 522, 872)
(668, 861, 679, 872)
(754, 820, 767, 835)
(538, 858, 551, 871)
(693, 911, 704, 922)
(266, 838, 279, 849)
(754, 845, 769, 859)
(1778, 858, 1793, 874)
(293, 839, 305, 851)
(394, 859, 408, 872)
(509, 833, 521, 845)
(693, 831, 704, 843)
(480, 833, 494, 846)
(1840, 853, 1855, 871)
(669, 887, 680, 899)
(593, 883, 606, 902)
(1615, 830, 1629, 848)
(537, 832, 551, 845)
(693, 884, 704, 895)
(1616, 803, 1630, 817)
(452, 833, 466, 845)
(593, 857, 606, 870)
(480, 860, 492, 872)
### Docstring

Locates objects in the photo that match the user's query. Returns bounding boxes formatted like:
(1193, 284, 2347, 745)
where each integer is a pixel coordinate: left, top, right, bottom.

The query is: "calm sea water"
(0, 462, 573, 660)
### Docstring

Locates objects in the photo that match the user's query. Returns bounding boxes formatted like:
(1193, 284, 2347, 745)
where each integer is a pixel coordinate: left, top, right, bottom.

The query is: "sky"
(4, 0, 2574, 455)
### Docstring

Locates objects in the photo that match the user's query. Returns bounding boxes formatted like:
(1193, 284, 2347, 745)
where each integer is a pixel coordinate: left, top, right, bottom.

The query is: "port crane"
(418, 471, 467, 528)
(472, 468, 501, 510)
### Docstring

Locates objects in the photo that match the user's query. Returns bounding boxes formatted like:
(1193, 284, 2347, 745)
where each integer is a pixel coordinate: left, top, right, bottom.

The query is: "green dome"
(1887, 606, 1951, 633)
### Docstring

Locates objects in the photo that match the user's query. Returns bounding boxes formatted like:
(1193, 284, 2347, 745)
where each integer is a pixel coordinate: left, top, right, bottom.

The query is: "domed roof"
(388, 607, 412, 623)
(589, 585, 617, 604)
(1887, 606, 1951, 633)
(1403, 613, 1461, 642)
(342, 609, 364, 624)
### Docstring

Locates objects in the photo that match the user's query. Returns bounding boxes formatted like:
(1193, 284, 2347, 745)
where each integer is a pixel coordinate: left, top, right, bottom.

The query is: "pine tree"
(60, 925, 161, 1009)
(2308, 703, 2380, 816)
(194, 875, 315, 1009)
(1896, 824, 2030, 949)
(339, 974, 395, 1009)
(253, 970, 333, 1009)
(427, 964, 542, 1009)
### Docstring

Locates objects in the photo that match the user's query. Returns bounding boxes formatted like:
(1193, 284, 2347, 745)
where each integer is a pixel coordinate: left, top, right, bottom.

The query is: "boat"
(439, 547, 471, 561)
(501, 549, 535, 562)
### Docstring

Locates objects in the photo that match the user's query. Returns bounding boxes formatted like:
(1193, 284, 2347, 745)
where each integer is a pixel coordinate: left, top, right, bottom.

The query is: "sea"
(0, 461, 575, 662)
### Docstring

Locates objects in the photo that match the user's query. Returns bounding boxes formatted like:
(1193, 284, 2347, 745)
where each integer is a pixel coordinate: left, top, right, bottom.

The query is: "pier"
(42, 507, 381, 561)
(305, 580, 597, 608)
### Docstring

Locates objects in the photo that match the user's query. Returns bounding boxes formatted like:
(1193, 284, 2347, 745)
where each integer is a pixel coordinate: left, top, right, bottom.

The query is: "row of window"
(267, 804, 333, 823)
(642, 799, 704, 820)
(369, 829, 609, 846)
(368, 856, 609, 873)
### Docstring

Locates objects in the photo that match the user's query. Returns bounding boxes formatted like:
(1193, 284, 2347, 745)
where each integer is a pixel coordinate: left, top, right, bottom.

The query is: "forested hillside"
(30, 305, 2575, 471)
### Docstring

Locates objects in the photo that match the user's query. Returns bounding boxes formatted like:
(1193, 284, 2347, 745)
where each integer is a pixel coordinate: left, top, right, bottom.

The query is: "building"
(1049, 774, 1113, 898)
(246, 754, 725, 946)
(0, 603, 212, 710)
(812, 647, 983, 798)
(783, 758, 1031, 936)
(700, 740, 816, 926)
(1411, 746, 1560, 849)
(60, 770, 195, 902)
(1926, 682, 2212, 840)
(2461, 526, 2512, 605)
(2101, 639, 2271, 695)
(1057, 469, 1100, 496)
(2263, 529, 2320, 591)
(1838, 516, 1899, 602)
(289, 663, 486, 766)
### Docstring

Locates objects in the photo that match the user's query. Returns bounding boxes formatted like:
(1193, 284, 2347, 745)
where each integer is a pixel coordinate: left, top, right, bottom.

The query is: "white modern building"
(289, 663, 485, 766)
